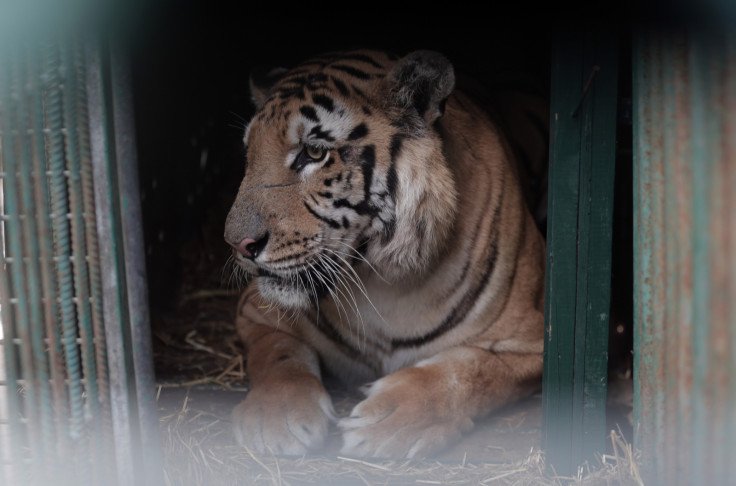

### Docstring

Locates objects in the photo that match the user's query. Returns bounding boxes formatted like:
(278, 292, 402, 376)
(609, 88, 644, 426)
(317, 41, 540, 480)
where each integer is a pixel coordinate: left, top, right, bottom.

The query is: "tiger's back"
(225, 49, 546, 458)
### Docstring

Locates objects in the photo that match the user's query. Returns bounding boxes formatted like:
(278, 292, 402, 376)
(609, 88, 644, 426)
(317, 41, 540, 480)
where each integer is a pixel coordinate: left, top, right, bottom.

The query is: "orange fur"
(225, 49, 546, 458)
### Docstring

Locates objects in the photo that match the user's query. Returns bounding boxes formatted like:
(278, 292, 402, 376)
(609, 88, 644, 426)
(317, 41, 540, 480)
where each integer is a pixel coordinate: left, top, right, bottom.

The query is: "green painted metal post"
(542, 30, 619, 476)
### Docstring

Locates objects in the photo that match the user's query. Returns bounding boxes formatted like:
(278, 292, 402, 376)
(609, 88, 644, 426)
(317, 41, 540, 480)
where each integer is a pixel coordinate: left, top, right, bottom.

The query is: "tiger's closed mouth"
(256, 261, 333, 300)
(257, 268, 285, 280)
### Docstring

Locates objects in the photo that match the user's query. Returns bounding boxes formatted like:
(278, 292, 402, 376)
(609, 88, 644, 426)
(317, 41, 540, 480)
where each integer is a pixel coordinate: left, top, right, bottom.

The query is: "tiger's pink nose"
(226, 233, 269, 259)
(227, 238, 256, 258)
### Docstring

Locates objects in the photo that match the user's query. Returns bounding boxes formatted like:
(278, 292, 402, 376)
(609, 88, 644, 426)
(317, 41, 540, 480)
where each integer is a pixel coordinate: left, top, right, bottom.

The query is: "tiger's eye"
(305, 145, 326, 160)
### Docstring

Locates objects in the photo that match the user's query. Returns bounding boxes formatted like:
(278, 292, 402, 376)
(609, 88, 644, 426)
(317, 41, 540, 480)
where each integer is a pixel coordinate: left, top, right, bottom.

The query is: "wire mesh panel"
(0, 9, 161, 486)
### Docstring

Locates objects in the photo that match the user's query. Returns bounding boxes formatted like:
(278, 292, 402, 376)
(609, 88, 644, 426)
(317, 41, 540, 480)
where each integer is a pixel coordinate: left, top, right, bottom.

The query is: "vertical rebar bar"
(43, 40, 89, 483)
(60, 37, 101, 486)
(29, 37, 69, 473)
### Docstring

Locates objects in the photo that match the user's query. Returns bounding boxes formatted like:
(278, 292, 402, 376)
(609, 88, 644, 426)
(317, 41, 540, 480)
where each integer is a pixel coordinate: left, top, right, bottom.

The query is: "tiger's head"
(224, 50, 457, 309)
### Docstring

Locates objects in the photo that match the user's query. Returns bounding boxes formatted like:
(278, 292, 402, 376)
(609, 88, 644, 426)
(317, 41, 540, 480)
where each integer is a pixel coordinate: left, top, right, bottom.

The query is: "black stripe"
(392, 234, 499, 349)
(267, 250, 312, 265)
(337, 146, 353, 164)
(303, 201, 341, 229)
(332, 145, 377, 216)
(312, 94, 335, 112)
(300, 106, 320, 123)
(351, 85, 370, 101)
(336, 53, 383, 68)
(281, 75, 307, 87)
(386, 134, 402, 207)
(330, 64, 371, 80)
(278, 86, 306, 100)
(381, 215, 396, 244)
(391, 183, 505, 349)
(386, 164, 398, 203)
(313, 312, 367, 365)
(306, 73, 329, 89)
(333, 198, 375, 216)
(390, 133, 405, 162)
(330, 76, 350, 96)
(281, 68, 312, 78)
(308, 125, 335, 142)
(360, 145, 375, 197)
(347, 123, 368, 141)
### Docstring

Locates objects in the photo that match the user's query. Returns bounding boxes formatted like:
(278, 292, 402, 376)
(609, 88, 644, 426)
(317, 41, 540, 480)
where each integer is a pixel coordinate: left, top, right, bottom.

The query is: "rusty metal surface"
(633, 27, 736, 486)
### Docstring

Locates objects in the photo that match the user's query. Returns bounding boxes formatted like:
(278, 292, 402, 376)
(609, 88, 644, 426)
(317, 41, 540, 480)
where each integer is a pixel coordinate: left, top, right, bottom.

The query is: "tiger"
(224, 49, 547, 459)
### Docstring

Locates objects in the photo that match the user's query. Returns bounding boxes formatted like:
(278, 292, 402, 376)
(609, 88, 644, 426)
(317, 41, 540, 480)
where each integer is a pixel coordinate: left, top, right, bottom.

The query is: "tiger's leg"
(338, 344, 542, 458)
(232, 291, 336, 455)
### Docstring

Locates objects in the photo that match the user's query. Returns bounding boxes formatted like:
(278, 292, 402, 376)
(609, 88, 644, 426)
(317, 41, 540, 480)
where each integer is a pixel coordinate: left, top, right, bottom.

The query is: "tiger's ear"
(387, 51, 455, 126)
(248, 66, 288, 109)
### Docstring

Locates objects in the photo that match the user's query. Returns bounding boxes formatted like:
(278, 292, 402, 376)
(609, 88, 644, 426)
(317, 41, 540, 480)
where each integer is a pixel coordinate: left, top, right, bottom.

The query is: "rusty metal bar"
(73, 35, 117, 482)
(633, 26, 736, 486)
(688, 31, 736, 484)
(60, 37, 104, 485)
(29, 36, 69, 470)
(44, 40, 92, 486)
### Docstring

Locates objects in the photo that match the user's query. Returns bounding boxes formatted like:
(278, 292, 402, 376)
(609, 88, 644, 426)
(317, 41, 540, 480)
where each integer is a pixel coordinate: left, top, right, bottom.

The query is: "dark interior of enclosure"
(127, 1, 634, 451)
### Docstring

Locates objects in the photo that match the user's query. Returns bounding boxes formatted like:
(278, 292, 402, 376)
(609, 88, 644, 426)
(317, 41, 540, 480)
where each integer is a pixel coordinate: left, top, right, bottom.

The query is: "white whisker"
(303, 262, 322, 317)
(322, 247, 386, 326)
(317, 254, 359, 326)
(317, 254, 366, 349)
(328, 237, 390, 284)
(307, 259, 347, 324)
(319, 254, 362, 318)
(318, 253, 368, 350)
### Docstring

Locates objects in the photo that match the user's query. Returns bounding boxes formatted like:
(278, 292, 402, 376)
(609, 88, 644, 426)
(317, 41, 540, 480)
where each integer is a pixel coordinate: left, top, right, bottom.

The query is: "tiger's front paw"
(337, 368, 474, 458)
(232, 376, 335, 455)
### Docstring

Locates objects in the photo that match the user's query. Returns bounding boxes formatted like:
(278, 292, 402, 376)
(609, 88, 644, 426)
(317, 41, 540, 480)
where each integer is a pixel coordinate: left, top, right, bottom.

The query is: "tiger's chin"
(256, 275, 313, 310)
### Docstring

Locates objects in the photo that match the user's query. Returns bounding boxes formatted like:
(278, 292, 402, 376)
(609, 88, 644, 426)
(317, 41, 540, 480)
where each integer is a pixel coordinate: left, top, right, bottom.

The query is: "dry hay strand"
(158, 391, 644, 486)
